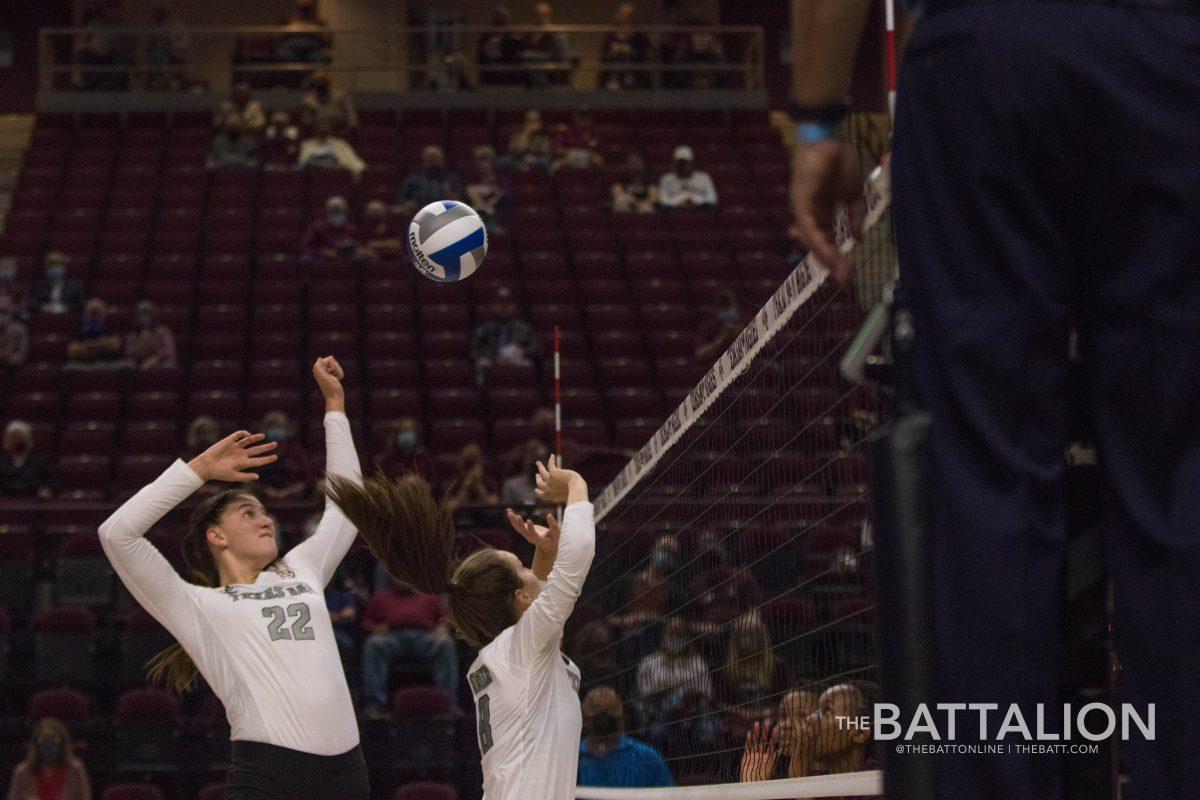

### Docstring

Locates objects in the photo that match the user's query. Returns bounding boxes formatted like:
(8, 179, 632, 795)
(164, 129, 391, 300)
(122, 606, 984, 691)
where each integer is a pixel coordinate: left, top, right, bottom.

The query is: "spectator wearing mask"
(253, 409, 315, 500)
(501, 439, 548, 507)
(217, 82, 265, 134)
(261, 111, 300, 168)
(568, 621, 620, 696)
(718, 613, 790, 721)
(636, 616, 712, 703)
(357, 200, 404, 261)
(360, 576, 458, 720)
(578, 687, 674, 789)
(477, 5, 521, 87)
(300, 196, 362, 265)
(375, 417, 439, 486)
(395, 145, 462, 220)
(3, 717, 92, 800)
(0, 296, 29, 369)
(123, 300, 176, 369)
(444, 443, 499, 512)
(466, 145, 511, 234)
(326, 564, 368, 660)
(471, 284, 541, 383)
(614, 535, 681, 639)
(30, 252, 86, 315)
(301, 70, 357, 134)
(600, 3, 651, 90)
(611, 152, 659, 214)
(0, 256, 19, 304)
(66, 298, 125, 367)
(685, 530, 761, 633)
(207, 118, 259, 169)
(659, 146, 717, 209)
(0, 420, 57, 499)
(553, 110, 604, 170)
(519, 2, 574, 88)
(298, 120, 366, 179)
(695, 290, 748, 362)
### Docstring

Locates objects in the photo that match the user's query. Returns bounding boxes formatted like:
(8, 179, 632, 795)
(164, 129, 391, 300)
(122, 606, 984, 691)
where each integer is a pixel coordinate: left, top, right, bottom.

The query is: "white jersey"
(467, 501, 596, 800)
(98, 412, 363, 756)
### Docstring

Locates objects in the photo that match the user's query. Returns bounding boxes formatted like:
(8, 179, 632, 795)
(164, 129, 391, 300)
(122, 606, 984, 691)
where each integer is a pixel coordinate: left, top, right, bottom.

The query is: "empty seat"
(34, 606, 98, 687)
(394, 782, 458, 800)
(101, 784, 166, 800)
(115, 688, 182, 772)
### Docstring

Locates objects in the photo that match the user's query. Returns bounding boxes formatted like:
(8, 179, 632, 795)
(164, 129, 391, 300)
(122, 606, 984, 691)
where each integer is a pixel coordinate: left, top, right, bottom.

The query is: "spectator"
(472, 284, 541, 382)
(0, 256, 18, 304)
(600, 3, 652, 90)
(185, 415, 221, 455)
(613, 534, 680, 636)
(297, 120, 366, 179)
(658, 145, 717, 209)
(718, 613, 790, 721)
(253, 409, 316, 500)
(508, 406, 635, 473)
(66, 298, 125, 367)
(261, 111, 300, 168)
(3, 717, 92, 800)
(578, 687, 674, 789)
(29, 252, 85, 315)
(0, 420, 57, 499)
(465, 145, 511, 234)
(506, 109, 545, 165)
(123, 300, 176, 369)
(360, 576, 458, 720)
(755, 683, 876, 781)
(358, 200, 404, 260)
(611, 152, 659, 213)
(686, 530, 761, 632)
(0, 296, 29, 369)
(78, 0, 133, 91)
(375, 417, 439, 486)
(568, 621, 620, 695)
(300, 196, 362, 265)
(669, 22, 726, 89)
(301, 70, 357, 135)
(636, 616, 712, 703)
(477, 5, 521, 87)
(520, 2, 574, 88)
(739, 687, 822, 782)
(326, 564, 368, 659)
(207, 118, 259, 169)
(144, 1, 189, 91)
(554, 109, 604, 170)
(501, 438, 548, 507)
(217, 81, 265, 134)
(395, 145, 462, 220)
(276, 0, 332, 65)
(444, 443, 499, 511)
(695, 290, 748, 361)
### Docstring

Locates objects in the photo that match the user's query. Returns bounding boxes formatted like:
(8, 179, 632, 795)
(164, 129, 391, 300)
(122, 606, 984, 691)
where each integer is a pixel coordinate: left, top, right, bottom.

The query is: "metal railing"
(38, 24, 764, 94)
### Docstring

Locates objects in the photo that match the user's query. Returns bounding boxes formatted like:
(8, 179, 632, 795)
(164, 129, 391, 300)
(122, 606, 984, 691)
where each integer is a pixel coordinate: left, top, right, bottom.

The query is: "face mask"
(328, 214, 346, 227)
(651, 550, 676, 572)
(82, 316, 105, 335)
(9, 438, 30, 456)
(717, 306, 738, 322)
(137, 313, 154, 328)
(587, 712, 620, 737)
(37, 740, 63, 763)
(265, 426, 287, 442)
(397, 431, 417, 450)
(46, 266, 66, 281)
(662, 635, 687, 655)
(0, 267, 14, 283)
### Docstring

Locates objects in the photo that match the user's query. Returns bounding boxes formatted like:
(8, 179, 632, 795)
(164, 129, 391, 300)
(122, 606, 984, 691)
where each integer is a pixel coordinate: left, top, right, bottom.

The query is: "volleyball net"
(570, 148, 894, 799)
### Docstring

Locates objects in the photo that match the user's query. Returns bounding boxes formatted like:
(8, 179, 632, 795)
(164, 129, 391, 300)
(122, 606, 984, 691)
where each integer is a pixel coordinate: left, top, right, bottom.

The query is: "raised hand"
(739, 720, 779, 783)
(188, 431, 278, 483)
(312, 355, 346, 411)
(506, 508, 561, 553)
(533, 455, 585, 506)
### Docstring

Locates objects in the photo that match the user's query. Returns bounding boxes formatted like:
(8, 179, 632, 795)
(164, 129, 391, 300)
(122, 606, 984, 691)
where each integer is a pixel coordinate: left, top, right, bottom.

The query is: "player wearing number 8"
(97, 357, 371, 800)
(326, 455, 596, 800)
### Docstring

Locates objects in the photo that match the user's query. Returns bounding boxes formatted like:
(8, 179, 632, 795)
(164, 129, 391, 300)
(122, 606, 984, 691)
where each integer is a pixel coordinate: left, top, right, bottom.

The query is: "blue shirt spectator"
(395, 145, 462, 219)
(578, 736, 674, 789)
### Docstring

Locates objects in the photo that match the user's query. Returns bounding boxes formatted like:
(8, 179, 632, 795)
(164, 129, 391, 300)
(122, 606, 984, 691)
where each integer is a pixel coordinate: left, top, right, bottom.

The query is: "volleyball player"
(325, 455, 595, 800)
(98, 357, 370, 800)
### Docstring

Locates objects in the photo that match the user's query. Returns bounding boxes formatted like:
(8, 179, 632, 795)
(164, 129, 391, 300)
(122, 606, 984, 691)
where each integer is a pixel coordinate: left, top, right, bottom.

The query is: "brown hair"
(725, 613, 775, 686)
(147, 489, 255, 693)
(25, 717, 74, 772)
(324, 473, 522, 648)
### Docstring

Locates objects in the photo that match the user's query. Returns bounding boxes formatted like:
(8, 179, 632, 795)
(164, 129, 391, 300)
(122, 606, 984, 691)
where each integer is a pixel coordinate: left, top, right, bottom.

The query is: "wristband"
(795, 120, 841, 144)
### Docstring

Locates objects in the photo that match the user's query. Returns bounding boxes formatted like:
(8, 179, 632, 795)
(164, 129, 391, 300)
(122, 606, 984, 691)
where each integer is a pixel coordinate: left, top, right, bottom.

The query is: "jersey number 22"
(261, 604, 315, 641)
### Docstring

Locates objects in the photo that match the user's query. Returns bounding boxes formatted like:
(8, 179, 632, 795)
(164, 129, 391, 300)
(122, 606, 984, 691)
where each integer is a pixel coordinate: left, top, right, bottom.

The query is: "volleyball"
(407, 200, 488, 283)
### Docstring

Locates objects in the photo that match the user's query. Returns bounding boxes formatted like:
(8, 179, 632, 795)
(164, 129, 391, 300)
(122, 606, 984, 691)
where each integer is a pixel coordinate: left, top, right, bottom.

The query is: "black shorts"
(223, 740, 370, 800)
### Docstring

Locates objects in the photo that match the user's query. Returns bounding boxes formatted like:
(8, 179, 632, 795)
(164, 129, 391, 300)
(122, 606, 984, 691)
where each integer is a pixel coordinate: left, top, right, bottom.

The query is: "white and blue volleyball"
(407, 200, 488, 282)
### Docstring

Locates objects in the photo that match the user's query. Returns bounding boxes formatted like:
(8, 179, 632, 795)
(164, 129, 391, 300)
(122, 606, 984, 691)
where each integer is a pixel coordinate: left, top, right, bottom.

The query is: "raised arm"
(508, 457, 595, 660)
(285, 356, 364, 586)
(98, 431, 277, 636)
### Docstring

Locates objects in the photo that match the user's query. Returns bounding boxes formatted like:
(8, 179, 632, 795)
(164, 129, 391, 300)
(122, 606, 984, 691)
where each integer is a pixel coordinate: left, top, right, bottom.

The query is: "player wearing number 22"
(326, 455, 596, 800)
(98, 357, 371, 800)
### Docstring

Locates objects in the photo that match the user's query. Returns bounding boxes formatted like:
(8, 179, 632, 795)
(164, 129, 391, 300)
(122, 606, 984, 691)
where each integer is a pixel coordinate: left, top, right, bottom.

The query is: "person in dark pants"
(790, 2, 1200, 799)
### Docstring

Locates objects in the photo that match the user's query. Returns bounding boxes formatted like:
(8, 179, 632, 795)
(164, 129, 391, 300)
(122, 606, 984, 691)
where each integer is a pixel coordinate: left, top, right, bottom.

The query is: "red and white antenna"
(885, 0, 897, 120)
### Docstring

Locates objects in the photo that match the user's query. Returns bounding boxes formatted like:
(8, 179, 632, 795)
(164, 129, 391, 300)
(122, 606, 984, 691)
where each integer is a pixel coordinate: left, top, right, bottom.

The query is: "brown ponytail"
(147, 489, 252, 693)
(325, 473, 522, 648)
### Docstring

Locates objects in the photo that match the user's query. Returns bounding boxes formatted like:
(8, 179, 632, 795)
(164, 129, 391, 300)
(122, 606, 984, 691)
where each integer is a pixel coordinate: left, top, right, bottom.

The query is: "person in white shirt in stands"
(97, 357, 370, 800)
(325, 455, 596, 800)
(658, 145, 718, 209)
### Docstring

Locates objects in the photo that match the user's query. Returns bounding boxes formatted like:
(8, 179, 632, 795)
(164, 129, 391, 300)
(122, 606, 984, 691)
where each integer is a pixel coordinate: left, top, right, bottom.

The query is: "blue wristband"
(795, 121, 841, 144)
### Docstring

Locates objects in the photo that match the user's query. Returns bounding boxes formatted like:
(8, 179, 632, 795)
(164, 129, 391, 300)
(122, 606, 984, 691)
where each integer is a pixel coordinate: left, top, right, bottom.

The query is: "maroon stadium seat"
(394, 782, 458, 800)
(390, 686, 455, 718)
(101, 784, 165, 800)
(29, 688, 93, 722)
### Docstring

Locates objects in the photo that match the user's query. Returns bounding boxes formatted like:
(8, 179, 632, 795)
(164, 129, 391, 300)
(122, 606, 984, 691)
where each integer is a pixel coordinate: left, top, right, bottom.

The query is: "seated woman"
(611, 153, 659, 213)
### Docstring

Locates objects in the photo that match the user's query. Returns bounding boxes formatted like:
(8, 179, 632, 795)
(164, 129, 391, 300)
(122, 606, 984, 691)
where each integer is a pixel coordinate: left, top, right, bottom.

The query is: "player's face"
(776, 690, 819, 753)
(211, 496, 279, 569)
(808, 685, 866, 758)
(500, 550, 542, 612)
